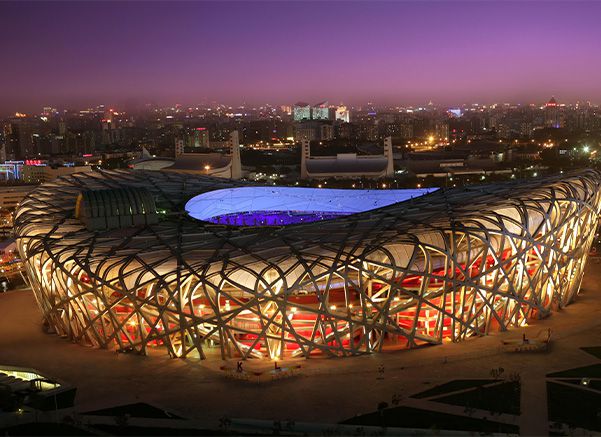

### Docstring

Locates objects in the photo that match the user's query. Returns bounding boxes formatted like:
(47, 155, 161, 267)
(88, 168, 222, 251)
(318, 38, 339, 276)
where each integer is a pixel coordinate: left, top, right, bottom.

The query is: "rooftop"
(185, 186, 435, 226)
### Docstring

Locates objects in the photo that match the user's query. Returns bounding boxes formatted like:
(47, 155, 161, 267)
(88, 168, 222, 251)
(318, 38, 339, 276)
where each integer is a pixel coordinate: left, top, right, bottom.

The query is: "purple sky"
(1, 1, 601, 114)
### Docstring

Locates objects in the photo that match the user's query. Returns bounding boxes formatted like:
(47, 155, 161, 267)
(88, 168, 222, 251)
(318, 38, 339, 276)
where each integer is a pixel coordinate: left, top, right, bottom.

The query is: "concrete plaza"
(2, 262, 601, 434)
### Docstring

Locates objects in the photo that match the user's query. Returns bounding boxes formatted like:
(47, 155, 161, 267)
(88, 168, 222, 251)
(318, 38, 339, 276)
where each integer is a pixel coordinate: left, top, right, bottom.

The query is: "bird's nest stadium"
(14, 169, 601, 360)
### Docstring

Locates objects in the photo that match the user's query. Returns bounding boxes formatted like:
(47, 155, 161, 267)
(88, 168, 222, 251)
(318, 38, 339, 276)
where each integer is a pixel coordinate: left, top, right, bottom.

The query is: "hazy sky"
(1, 1, 601, 114)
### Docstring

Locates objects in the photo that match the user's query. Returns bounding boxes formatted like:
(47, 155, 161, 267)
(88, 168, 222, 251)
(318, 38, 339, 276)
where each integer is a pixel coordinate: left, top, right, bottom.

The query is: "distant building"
(293, 102, 311, 121)
(163, 131, 242, 179)
(545, 96, 561, 128)
(294, 121, 334, 142)
(335, 105, 350, 123)
(0, 185, 35, 209)
(3, 118, 34, 159)
(21, 164, 94, 184)
(294, 101, 332, 121)
(0, 160, 23, 181)
(320, 124, 334, 141)
(399, 122, 413, 139)
(295, 124, 318, 142)
(434, 122, 449, 141)
(300, 137, 395, 180)
(191, 127, 209, 148)
(312, 101, 330, 120)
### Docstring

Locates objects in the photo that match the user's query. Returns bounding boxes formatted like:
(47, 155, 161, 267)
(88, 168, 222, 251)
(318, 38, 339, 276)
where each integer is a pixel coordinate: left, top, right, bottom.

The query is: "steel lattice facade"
(15, 169, 601, 360)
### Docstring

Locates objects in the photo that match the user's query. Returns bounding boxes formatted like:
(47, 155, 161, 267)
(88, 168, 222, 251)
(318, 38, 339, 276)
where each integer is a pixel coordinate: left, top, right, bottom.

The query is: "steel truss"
(15, 170, 601, 360)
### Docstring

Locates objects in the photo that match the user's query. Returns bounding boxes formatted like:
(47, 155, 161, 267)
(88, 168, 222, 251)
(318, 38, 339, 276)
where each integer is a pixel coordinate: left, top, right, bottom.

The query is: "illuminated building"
(0, 365, 76, 411)
(312, 101, 330, 120)
(293, 101, 331, 121)
(21, 163, 93, 184)
(0, 160, 23, 181)
(335, 105, 350, 123)
(545, 96, 562, 128)
(293, 102, 311, 121)
(191, 127, 209, 148)
(300, 137, 395, 179)
(15, 169, 601, 360)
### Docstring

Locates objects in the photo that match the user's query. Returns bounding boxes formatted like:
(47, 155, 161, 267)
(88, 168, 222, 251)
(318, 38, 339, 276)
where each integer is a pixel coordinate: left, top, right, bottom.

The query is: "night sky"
(2, 1, 601, 113)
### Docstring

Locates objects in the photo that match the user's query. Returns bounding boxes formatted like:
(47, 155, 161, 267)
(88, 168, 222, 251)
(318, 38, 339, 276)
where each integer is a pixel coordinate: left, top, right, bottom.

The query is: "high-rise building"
(192, 128, 209, 148)
(3, 118, 35, 159)
(293, 102, 311, 121)
(295, 124, 319, 142)
(544, 96, 561, 128)
(434, 122, 449, 141)
(294, 121, 336, 142)
(335, 105, 350, 123)
(399, 122, 413, 139)
(42, 107, 57, 117)
(312, 101, 330, 120)
(320, 124, 334, 141)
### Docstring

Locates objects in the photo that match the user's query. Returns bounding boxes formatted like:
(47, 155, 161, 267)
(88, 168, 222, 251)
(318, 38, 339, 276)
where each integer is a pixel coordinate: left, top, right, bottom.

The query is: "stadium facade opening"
(185, 186, 436, 226)
(15, 170, 601, 360)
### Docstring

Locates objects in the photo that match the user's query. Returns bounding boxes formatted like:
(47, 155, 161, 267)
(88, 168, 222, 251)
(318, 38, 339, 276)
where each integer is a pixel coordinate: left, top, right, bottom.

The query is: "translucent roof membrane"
(185, 186, 437, 226)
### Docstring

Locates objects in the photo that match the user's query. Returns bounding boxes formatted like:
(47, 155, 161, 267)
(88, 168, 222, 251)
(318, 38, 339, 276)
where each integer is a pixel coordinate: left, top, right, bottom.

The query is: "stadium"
(15, 169, 601, 360)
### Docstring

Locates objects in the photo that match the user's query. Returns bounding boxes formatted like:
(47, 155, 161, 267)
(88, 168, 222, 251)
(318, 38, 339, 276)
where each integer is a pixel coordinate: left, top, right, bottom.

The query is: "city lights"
(3, 1, 601, 432)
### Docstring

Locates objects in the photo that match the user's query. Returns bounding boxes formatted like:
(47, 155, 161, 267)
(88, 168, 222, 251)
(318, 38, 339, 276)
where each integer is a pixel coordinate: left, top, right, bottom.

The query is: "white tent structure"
(185, 186, 435, 224)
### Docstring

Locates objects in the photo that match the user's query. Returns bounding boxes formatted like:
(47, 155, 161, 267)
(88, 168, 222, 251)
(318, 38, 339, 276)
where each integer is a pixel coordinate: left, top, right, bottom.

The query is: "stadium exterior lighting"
(14, 169, 601, 361)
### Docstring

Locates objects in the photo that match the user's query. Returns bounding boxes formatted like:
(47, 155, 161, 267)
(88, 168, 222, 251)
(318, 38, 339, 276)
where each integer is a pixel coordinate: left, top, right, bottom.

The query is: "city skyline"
(3, 94, 601, 116)
(3, 1, 601, 114)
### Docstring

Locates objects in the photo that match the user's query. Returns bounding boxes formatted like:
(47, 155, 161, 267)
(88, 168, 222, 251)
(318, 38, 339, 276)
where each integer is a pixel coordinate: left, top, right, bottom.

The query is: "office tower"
(293, 102, 311, 121)
(312, 101, 330, 120)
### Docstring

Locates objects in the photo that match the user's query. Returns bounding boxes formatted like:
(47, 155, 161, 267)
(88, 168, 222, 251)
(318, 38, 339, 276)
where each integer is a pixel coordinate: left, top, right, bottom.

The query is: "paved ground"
(2, 262, 601, 433)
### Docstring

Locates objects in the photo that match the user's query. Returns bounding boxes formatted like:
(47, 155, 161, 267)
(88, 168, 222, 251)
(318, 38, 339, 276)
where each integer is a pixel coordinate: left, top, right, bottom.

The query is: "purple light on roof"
(186, 186, 437, 227)
(207, 211, 349, 226)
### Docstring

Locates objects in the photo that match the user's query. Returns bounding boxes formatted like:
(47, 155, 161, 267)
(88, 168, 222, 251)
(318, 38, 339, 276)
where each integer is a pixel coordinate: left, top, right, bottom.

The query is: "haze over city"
(3, 1, 601, 114)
